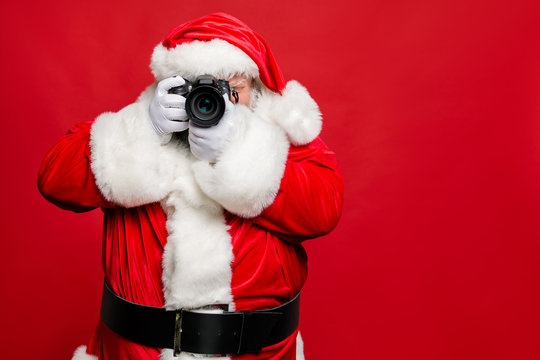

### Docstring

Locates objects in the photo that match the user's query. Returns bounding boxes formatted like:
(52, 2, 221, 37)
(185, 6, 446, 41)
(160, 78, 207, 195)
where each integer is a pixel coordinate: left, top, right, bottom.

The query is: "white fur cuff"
(192, 106, 289, 218)
(89, 87, 186, 207)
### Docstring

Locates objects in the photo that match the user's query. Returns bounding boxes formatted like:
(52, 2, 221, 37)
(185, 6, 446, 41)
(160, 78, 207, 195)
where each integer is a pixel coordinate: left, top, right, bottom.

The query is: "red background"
(1, 0, 539, 359)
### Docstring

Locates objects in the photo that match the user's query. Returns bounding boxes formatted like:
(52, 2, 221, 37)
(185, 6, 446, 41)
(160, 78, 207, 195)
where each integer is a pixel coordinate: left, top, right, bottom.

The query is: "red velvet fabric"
(162, 13, 286, 94)
(37, 121, 343, 360)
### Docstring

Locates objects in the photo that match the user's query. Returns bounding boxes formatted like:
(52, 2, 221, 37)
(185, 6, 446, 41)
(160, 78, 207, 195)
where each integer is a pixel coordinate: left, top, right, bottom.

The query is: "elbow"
(316, 173, 344, 236)
(37, 167, 55, 203)
(36, 171, 65, 210)
(302, 183, 344, 239)
(37, 167, 97, 213)
(313, 202, 343, 237)
(319, 184, 344, 237)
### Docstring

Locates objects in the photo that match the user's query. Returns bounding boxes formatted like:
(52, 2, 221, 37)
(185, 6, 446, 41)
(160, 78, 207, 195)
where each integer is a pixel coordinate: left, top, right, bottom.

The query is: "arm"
(191, 81, 343, 240)
(37, 121, 115, 212)
(252, 137, 344, 242)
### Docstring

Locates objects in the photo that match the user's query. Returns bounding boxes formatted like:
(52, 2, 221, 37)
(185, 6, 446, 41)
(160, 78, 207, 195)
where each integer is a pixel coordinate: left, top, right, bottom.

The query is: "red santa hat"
(150, 12, 286, 94)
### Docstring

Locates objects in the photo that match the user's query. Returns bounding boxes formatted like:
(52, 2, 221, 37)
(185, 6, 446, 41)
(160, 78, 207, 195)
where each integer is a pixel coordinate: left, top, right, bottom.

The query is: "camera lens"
(185, 86, 225, 127)
(196, 96, 215, 114)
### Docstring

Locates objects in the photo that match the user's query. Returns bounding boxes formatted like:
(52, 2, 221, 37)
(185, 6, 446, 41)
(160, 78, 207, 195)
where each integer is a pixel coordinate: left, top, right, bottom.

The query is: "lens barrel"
(185, 85, 226, 127)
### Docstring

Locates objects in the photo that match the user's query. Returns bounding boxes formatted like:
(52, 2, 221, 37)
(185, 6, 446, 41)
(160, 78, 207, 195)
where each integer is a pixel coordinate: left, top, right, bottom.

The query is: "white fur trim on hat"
(151, 39, 259, 82)
(71, 346, 97, 360)
(150, 37, 322, 146)
(192, 105, 289, 218)
(255, 80, 322, 146)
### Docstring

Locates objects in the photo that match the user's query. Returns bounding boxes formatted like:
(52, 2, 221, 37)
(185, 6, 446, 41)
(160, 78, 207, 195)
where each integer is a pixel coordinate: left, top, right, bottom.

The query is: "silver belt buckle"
(173, 309, 184, 357)
(173, 304, 229, 358)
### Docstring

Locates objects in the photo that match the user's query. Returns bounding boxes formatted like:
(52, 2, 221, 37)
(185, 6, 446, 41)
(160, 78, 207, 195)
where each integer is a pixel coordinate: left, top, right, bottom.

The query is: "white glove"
(188, 94, 236, 163)
(149, 76, 189, 144)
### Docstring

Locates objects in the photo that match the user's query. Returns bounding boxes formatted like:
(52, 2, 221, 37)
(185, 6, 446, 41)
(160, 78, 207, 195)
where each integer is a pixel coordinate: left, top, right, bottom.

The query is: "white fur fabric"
(72, 346, 98, 360)
(160, 349, 231, 360)
(151, 39, 259, 82)
(90, 85, 176, 207)
(160, 190, 234, 309)
(296, 332, 305, 360)
(255, 80, 322, 146)
(90, 87, 290, 217)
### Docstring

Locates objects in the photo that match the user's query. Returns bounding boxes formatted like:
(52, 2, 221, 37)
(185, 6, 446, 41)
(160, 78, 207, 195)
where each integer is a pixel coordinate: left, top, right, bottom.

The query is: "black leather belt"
(100, 281, 300, 356)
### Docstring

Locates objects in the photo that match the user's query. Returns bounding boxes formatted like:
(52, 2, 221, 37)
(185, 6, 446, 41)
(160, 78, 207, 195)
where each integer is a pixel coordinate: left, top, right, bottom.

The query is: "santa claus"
(38, 12, 343, 360)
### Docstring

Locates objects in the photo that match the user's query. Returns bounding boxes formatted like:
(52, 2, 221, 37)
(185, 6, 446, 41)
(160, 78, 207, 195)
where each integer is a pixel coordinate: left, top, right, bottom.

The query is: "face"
(227, 75, 252, 106)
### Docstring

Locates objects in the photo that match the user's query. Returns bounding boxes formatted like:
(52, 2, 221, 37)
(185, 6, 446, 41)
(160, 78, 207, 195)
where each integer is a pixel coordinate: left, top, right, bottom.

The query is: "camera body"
(168, 75, 235, 128)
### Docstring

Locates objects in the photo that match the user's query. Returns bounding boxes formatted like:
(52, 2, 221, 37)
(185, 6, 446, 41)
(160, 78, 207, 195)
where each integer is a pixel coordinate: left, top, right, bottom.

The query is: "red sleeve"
(251, 137, 344, 242)
(37, 121, 115, 212)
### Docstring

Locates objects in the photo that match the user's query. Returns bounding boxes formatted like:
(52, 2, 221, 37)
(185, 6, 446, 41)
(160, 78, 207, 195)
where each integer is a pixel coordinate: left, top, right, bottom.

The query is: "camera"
(168, 75, 238, 128)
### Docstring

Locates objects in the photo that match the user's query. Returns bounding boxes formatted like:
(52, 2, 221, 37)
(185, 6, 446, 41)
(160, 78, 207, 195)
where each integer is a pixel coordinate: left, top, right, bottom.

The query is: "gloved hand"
(149, 76, 189, 144)
(189, 94, 236, 163)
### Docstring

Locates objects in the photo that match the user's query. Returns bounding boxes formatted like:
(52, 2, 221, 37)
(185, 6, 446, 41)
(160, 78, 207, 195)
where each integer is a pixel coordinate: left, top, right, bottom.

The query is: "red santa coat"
(38, 79, 344, 360)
